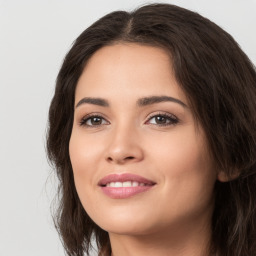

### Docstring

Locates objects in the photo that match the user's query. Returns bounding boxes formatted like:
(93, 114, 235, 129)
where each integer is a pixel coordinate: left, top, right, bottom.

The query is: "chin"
(101, 221, 156, 236)
(90, 208, 162, 236)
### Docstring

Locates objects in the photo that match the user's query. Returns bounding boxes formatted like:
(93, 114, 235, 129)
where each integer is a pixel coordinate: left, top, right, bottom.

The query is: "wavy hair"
(47, 3, 256, 256)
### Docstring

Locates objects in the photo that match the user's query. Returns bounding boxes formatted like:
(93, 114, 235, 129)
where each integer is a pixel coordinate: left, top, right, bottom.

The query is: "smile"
(106, 181, 147, 187)
(98, 173, 156, 199)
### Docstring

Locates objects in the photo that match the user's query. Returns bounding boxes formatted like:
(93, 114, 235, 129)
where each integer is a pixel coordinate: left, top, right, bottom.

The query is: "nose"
(105, 124, 144, 165)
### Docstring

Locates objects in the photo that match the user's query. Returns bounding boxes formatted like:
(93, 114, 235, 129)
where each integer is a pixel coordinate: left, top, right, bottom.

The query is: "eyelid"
(79, 113, 110, 127)
(146, 111, 177, 119)
(78, 111, 179, 128)
(145, 111, 179, 126)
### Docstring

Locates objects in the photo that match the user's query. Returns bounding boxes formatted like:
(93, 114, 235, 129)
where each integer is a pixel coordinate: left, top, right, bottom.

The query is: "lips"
(98, 173, 156, 199)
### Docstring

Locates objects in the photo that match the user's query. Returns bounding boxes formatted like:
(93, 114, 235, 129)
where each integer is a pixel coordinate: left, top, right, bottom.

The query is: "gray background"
(0, 0, 255, 255)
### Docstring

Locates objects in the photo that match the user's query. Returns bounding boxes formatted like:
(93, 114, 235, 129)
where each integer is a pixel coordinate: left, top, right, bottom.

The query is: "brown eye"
(147, 113, 179, 126)
(80, 115, 109, 127)
(155, 116, 168, 124)
(89, 117, 103, 125)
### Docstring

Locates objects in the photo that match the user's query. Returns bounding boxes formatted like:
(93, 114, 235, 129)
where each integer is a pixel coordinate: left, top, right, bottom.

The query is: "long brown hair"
(47, 3, 256, 256)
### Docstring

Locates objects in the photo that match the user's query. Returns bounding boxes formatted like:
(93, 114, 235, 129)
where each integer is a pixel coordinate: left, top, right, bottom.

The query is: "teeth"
(105, 181, 146, 187)
(132, 181, 139, 187)
(114, 182, 122, 188)
(123, 181, 132, 187)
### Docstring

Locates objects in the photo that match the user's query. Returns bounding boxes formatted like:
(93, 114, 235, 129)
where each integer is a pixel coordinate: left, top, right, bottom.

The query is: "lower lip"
(100, 185, 154, 199)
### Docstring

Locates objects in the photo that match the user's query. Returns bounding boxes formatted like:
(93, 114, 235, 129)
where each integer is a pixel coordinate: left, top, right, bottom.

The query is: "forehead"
(75, 43, 187, 105)
(85, 42, 171, 69)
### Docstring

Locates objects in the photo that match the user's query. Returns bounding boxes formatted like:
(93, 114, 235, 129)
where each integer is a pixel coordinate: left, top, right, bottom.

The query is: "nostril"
(107, 156, 134, 160)
(126, 156, 134, 160)
(105, 147, 144, 164)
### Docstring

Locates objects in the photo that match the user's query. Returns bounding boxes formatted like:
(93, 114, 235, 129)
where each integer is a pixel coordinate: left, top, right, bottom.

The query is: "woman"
(47, 3, 256, 256)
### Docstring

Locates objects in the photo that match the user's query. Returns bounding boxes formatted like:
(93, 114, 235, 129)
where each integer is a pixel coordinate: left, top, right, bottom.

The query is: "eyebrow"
(75, 96, 187, 108)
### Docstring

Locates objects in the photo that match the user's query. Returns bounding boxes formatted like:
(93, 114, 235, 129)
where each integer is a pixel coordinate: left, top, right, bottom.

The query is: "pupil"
(92, 117, 101, 125)
(156, 116, 166, 124)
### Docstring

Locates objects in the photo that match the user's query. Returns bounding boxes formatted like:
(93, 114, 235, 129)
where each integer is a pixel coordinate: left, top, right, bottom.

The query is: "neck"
(109, 217, 213, 256)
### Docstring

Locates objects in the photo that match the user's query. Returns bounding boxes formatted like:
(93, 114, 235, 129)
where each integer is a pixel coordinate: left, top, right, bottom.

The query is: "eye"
(79, 114, 109, 127)
(146, 113, 179, 126)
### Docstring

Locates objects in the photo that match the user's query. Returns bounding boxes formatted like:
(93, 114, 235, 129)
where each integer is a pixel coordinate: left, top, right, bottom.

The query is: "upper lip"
(98, 173, 156, 186)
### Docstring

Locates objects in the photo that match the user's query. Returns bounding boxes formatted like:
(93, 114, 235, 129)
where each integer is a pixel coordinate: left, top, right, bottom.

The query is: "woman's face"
(69, 43, 217, 236)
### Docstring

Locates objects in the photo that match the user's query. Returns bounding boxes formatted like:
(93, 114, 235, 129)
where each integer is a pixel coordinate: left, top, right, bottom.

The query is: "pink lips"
(98, 173, 156, 199)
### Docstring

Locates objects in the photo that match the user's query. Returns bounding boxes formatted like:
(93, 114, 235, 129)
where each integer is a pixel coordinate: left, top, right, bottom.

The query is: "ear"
(217, 170, 240, 182)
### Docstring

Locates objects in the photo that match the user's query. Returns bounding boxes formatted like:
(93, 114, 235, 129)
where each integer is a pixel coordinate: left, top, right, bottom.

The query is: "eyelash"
(79, 112, 179, 128)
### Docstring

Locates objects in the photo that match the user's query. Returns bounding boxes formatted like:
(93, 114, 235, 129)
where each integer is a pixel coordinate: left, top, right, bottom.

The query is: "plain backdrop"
(0, 0, 255, 255)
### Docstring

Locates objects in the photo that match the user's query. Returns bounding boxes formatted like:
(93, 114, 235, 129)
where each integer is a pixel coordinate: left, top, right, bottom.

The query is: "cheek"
(69, 131, 103, 177)
(146, 127, 216, 212)
(146, 126, 206, 170)
(69, 130, 110, 214)
(69, 133, 99, 215)
(69, 135, 87, 178)
(69, 132, 98, 194)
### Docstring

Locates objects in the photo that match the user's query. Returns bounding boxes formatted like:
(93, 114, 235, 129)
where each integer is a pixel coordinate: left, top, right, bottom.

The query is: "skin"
(69, 43, 219, 256)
